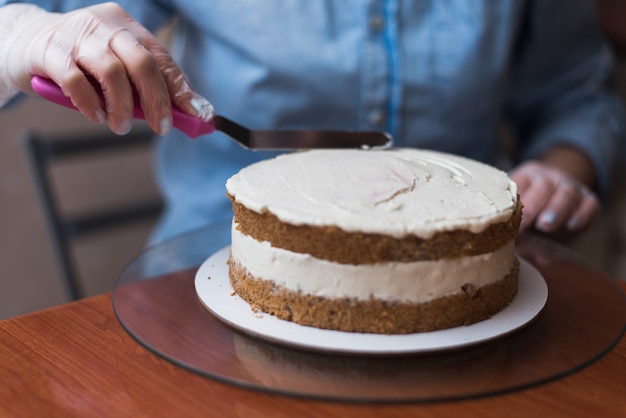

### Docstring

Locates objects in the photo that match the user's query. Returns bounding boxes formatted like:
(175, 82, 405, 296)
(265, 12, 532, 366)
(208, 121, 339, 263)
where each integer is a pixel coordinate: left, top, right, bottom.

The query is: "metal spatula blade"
(212, 115, 392, 150)
(31, 76, 393, 150)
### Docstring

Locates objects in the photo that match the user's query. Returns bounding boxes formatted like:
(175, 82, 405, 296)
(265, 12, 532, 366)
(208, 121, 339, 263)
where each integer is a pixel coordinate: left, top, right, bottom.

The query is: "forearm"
(0, 4, 48, 107)
(508, 0, 624, 197)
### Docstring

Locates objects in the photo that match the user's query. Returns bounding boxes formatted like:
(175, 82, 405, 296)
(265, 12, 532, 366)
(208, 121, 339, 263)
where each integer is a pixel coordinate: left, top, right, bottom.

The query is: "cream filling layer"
(231, 224, 516, 303)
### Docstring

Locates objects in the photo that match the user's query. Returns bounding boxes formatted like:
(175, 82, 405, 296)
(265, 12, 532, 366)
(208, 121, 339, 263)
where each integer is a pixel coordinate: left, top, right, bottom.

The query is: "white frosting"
(226, 149, 518, 238)
(231, 224, 516, 303)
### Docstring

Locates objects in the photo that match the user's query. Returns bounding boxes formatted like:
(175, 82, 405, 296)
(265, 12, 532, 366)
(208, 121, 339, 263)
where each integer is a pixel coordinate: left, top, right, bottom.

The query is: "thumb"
(144, 36, 214, 121)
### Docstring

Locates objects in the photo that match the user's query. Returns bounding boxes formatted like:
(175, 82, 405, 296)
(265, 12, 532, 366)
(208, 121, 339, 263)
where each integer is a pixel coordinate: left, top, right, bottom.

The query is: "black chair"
(23, 127, 164, 300)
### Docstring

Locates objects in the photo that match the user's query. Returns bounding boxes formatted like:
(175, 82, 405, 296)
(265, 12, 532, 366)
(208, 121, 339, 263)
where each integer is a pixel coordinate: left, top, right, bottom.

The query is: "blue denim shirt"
(5, 0, 625, 243)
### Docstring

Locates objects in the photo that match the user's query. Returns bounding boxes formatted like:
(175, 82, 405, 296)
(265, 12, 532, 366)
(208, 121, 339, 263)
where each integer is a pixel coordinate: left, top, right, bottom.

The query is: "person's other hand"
(510, 160, 600, 237)
(4, 3, 213, 135)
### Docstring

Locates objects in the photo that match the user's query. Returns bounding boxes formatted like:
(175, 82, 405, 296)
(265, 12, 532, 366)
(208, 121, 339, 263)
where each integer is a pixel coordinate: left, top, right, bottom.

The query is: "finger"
(131, 56, 173, 134)
(107, 3, 212, 123)
(509, 170, 534, 232)
(106, 30, 171, 135)
(25, 18, 108, 124)
(39, 62, 106, 125)
(129, 25, 214, 122)
(510, 170, 532, 196)
(517, 175, 556, 233)
(106, 12, 176, 132)
(77, 48, 134, 135)
(565, 190, 600, 231)
(535, 181, 582, 233)
(148, 40, 214, 121)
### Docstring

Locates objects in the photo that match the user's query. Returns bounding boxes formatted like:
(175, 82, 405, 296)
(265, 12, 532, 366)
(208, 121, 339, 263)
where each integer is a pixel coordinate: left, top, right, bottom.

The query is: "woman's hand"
(2, 2, 212, 135)
(510, 158, 600, 237)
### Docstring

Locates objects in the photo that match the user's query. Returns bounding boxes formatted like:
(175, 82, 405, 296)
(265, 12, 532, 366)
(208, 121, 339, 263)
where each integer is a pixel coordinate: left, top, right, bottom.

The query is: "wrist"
(538, 145, 597, 191)
(0, 4, 50, 103)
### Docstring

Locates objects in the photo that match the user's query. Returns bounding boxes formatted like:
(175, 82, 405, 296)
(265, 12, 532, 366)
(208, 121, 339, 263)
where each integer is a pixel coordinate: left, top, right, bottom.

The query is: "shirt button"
(369, 15, 385, 32)
(370, 110, 386, 126)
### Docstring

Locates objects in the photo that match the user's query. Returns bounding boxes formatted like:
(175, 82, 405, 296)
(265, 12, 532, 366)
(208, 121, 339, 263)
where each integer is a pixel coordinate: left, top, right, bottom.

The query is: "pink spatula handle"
(31, 76, 214, 138)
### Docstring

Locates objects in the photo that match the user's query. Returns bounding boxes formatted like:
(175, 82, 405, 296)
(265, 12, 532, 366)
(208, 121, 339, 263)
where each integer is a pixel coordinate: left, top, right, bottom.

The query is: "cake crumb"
(461, 283, 481, 299)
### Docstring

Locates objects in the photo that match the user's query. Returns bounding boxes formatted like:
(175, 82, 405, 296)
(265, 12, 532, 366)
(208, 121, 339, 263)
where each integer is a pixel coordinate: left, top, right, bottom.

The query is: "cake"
(225, 148, 521, 334)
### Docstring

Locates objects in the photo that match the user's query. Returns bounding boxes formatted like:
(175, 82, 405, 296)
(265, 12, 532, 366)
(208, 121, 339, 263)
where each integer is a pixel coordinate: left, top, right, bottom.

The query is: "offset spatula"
(31, 76, 392, 150)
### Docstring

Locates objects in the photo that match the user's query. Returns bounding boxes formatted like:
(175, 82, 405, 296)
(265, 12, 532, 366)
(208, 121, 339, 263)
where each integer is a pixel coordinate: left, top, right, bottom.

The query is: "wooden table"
(1, 231, 625, 417)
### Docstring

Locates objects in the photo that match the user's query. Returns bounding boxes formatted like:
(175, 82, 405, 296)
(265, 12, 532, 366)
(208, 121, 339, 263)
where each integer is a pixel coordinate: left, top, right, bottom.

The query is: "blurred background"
(1, 4, 625, 320)
(0, 98, 161, 318)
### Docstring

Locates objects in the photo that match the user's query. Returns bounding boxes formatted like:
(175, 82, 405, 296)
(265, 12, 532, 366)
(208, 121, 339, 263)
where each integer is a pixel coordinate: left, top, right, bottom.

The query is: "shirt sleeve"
(506, 0, 626, 196)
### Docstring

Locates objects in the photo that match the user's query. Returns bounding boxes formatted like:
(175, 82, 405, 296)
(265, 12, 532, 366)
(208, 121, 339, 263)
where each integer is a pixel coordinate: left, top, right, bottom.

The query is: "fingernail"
(567, 217, 580, 230)
(95, 109, 106, 124)
(540, 211, 556, 225)
(117, 119, 133, 135)
(160, 116, 172, 135)
(537, 211, 557, 231)
(190, 95, 215, 121)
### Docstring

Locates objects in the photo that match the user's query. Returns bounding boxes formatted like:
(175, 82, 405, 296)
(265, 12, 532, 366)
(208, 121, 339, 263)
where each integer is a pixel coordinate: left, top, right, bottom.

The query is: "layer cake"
(225, 148, 521, 334)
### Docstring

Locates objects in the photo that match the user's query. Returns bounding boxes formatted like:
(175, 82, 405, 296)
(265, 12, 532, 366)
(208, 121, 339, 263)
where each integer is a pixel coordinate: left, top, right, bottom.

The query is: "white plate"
(195, 246, 548, 355)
